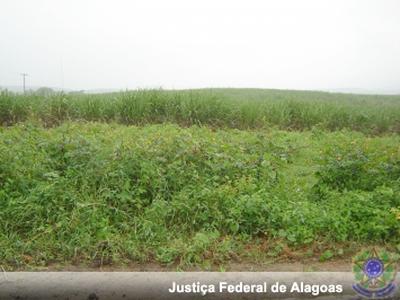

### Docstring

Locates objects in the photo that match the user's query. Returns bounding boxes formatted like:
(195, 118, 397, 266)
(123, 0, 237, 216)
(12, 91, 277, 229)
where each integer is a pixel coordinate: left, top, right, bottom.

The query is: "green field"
(1, 88, 400, 133)
(0, 89, 399, 270)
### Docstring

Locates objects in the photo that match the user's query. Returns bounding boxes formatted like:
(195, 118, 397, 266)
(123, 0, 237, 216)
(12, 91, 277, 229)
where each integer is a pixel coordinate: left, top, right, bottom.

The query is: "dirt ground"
(34, 258, 353, 272)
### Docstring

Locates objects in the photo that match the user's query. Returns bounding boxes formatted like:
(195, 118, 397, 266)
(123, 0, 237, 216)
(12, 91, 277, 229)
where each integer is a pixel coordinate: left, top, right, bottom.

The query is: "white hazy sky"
(1, 0, 399, 91)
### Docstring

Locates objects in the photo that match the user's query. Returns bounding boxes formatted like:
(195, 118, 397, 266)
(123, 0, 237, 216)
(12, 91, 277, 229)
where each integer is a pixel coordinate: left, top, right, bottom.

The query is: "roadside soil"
(21, 259, 353, 272)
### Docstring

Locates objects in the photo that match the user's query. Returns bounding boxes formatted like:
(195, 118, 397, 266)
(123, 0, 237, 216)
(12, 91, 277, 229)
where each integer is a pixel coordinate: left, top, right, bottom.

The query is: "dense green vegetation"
(0, 88, 399, 269)
(1, 88, 400, 134)
(0, 121, 399, 268)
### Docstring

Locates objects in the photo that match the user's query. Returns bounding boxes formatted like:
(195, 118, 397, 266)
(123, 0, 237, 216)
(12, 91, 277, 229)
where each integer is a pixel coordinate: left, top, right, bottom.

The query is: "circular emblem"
(352, 248, 397, 298)
(364, 258, 384, 278)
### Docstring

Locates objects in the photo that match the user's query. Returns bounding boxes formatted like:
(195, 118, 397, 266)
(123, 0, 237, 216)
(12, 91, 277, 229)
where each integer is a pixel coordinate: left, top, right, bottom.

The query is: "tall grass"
(1, 88, 399, 134)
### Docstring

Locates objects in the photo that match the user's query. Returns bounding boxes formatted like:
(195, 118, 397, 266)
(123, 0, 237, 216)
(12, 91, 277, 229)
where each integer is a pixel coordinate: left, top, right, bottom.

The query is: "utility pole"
(21, 73, 28, 94)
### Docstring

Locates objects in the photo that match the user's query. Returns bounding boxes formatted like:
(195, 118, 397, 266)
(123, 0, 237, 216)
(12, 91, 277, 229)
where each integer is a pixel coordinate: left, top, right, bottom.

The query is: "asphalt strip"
(0, 272, 397, 299)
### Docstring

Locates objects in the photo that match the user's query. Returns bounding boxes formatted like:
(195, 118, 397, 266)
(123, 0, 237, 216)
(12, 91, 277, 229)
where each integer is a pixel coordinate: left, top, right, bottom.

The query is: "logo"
(352, 248, 397, 299)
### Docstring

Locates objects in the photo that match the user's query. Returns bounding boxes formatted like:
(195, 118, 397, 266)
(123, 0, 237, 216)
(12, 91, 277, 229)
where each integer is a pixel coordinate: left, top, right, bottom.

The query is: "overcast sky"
(1, 0, 399, 91)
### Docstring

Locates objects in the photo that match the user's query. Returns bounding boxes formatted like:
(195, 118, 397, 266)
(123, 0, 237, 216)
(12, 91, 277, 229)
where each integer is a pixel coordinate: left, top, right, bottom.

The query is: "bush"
(1, 123, 399, 268)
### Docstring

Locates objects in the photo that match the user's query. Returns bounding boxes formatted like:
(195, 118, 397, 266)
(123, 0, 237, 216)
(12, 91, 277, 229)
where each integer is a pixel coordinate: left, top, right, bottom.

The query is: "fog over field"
(1, 0, 400, 92)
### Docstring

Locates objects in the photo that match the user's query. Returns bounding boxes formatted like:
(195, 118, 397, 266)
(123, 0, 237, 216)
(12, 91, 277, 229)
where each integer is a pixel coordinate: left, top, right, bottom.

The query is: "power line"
(21, 73, 28, 94)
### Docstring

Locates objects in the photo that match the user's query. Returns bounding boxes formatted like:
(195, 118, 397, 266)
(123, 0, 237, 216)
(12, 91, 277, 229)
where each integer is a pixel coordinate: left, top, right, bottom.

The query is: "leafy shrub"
(1, 123, 399, 268)
(315, 140, 400, 192)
